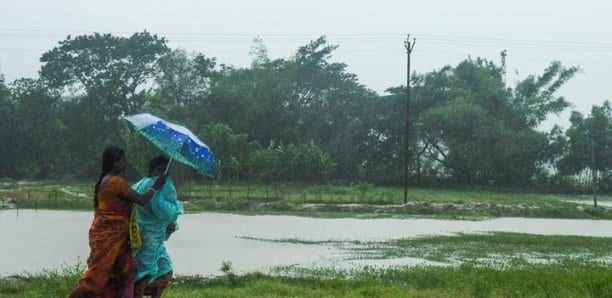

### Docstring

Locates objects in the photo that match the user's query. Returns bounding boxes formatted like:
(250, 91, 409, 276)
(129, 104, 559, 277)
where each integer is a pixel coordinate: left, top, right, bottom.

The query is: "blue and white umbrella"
(124, 113, 216, 177)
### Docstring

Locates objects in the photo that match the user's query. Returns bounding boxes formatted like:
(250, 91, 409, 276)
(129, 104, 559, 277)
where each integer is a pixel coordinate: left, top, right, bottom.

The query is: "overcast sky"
(1, 0, 610, 130)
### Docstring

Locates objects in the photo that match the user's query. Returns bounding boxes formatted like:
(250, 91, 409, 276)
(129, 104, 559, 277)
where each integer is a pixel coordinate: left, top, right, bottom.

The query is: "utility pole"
(590, 132, 598, 208)
(404, 34, 415, 204)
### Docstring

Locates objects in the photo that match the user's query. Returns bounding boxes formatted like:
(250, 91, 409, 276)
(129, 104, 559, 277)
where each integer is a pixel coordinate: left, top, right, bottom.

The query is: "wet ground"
(1, 210, 611, 276)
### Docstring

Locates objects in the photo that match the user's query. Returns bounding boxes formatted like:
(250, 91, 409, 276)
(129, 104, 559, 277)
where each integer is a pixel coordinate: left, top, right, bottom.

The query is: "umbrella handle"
(165, 157, 173, 175)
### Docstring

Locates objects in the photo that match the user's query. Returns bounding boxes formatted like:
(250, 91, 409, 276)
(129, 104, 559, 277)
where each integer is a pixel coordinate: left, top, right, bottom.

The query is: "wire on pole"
(403, 34, 415, 204)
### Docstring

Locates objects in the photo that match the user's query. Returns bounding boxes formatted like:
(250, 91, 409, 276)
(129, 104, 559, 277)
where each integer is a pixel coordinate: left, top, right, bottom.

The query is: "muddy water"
(1, 210, 611, 276)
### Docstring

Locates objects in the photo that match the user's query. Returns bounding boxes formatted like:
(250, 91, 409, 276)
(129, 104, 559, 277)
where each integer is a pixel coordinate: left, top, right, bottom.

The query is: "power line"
(416, 34, 612, 46)
(0, 27, 610, 69)
(0, 26, 611, 48)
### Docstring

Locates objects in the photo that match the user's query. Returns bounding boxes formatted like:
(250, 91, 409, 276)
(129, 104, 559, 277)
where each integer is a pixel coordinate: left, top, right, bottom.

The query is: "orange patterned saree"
(69, 176, 136, 298)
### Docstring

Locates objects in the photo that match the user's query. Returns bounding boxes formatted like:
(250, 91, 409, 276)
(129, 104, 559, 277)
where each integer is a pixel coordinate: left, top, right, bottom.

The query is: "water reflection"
(1, 210, 611, 276)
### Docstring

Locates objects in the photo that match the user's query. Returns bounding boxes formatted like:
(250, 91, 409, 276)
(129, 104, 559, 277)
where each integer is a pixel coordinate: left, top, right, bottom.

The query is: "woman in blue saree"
(132, 156, 184, 298)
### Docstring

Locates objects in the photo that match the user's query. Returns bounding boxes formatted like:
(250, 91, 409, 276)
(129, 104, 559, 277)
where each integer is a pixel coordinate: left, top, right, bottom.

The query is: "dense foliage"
(2, 31, 608, 191)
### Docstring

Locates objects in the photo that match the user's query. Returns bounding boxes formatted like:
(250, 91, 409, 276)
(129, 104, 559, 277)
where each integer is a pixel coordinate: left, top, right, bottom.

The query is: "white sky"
(1, 0, 610, 130)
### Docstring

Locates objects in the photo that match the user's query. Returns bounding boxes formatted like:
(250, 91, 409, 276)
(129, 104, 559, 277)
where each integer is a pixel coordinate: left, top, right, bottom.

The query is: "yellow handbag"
(129, 206, 142, 249)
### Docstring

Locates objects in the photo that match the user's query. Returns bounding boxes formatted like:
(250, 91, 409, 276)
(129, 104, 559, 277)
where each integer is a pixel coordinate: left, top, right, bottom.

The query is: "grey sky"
(1, 0, 610, 130)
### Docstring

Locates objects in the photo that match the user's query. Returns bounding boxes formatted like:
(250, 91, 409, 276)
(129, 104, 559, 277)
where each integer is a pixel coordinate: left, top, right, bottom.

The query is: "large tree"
(227, 37, 378, 179)
(38, 31, 169, 176)
(558, 102, 612, 191)
(40, 31, 169, 115)
(152, 49, 218, 128)
(0, 75, 17, 177)
(8, 78, 63, 177)
(376, 57, 578, 186)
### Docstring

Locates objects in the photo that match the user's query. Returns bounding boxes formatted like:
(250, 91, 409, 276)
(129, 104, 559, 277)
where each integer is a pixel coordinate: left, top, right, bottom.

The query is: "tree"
(153, 49, 218, 128)
(0, 74, 17, 177)
(40, 31, 169, 115)
(38, 32, 169, 176)
(379, 57, 578, 186)
(512, 61, 579, 128)
(9, 78, 63, 177)
(558, 102, 612, 198)
(201, 123, 260, 180)
(177, 36, 377, 180)
(421, 98, 549, 185)
(245, 37, 378, 179)
(251, 141, 334, 183)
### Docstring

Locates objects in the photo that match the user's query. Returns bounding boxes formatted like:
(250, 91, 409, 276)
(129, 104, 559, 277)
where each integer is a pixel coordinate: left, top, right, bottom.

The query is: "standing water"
(1, 210, 611, 276)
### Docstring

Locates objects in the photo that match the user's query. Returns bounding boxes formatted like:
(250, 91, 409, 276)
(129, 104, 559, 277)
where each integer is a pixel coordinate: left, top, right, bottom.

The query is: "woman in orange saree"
(67, 146, 165, 298)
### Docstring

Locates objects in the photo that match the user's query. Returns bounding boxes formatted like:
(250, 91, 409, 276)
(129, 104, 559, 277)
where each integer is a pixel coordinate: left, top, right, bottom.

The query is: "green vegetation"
(349, 232, 612, 265)
(2, 262, 610, 297)
(167, 263, 612, 298)
(240, 232, 612, 267)
(3, 30, 610, 196)
(2, 180, 611, 219)
(0, 266, 82, 298)
(0, 181, 92, 210)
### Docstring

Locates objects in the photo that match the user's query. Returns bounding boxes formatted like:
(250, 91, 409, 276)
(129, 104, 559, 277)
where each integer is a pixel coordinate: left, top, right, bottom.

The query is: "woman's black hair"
(94, 146, 126, 208)
(148, 155, 170, 176)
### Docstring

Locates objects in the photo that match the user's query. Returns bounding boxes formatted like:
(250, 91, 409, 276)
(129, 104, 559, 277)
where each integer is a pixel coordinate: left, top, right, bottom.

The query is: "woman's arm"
(124, 174, 167, 206)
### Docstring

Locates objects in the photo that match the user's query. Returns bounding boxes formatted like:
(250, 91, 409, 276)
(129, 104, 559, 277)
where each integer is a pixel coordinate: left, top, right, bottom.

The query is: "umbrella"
(123, 113, 216, 177)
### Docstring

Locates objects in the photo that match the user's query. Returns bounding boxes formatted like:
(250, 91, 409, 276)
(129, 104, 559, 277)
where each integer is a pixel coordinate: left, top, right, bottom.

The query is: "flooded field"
(1, 210, 611, 276)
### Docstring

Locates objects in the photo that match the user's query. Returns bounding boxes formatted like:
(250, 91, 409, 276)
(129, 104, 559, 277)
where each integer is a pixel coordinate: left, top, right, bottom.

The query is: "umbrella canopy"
(124, 113, 216, 177)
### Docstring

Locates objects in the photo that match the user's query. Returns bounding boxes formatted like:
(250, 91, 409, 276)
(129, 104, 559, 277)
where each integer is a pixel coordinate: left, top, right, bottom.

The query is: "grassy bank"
(2, 262, 610, 297)
(1, 180, 611, 219)
(240, 232, 612, 267)
(0, 181, 91, 210)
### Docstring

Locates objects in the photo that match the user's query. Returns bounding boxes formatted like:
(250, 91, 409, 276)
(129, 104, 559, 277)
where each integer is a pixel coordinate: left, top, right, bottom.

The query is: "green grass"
(285, 184, 552, 204)
(2, 180, 611, 219)
(2, 262, 610, 297)
(349, 232, 612, 265)
(237, 232, 612, 268)
(179, 182, 612, 219)
(0, 180, 93, 210)
(0, 266, 83, 298)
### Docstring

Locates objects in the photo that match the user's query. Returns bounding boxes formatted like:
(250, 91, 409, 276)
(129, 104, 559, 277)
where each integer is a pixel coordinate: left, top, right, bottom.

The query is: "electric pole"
(404, 34, 415, 204)
(590, 131, 598, 208)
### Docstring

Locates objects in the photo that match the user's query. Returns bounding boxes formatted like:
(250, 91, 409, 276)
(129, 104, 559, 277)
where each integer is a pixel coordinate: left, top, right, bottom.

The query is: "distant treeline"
(1, 31, 611, 192)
